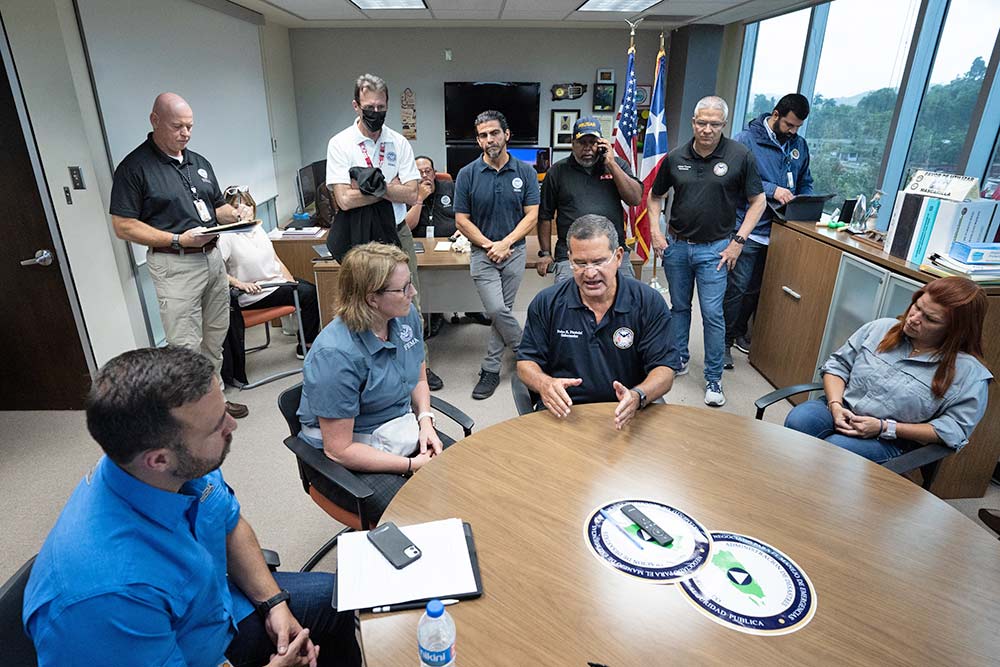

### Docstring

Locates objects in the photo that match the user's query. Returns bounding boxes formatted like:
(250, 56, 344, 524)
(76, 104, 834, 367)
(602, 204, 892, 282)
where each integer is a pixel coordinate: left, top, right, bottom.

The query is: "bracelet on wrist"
(404, 457, 413, 478)
(828, 400, 843, 409)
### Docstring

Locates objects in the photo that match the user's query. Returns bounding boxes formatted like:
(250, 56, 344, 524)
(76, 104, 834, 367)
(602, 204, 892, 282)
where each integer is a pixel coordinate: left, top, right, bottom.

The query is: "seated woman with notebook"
(784, 276, 991, 463)
(296, 242, 444, 521)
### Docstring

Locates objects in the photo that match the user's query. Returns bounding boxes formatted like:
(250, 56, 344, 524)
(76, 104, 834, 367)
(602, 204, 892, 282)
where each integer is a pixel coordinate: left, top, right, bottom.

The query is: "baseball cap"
(573, 117, 602, 139)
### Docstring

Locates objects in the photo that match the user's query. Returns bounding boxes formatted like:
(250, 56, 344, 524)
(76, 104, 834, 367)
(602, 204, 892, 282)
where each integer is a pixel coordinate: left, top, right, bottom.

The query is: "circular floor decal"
(679, 532, 817, 635)
(584, 499, 712, 583)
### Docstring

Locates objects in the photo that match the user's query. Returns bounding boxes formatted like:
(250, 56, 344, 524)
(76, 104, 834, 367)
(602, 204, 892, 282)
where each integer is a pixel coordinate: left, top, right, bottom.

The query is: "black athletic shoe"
(734, 336, 751, 354)
(723, 347, 734, 370)
(465, 312, 492, 326)
(426, 368, 444, 391)
(428, 314, 446, 338)
(471, 369, 500, 399)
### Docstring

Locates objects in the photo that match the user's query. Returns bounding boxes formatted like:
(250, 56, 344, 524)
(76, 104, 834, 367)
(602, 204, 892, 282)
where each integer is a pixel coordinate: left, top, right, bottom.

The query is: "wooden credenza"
(751, 221, 1000, 499)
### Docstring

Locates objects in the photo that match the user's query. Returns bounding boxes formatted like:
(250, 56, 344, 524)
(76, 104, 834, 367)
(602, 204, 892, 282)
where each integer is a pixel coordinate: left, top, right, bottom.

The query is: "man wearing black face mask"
(325, 73, 443, 390)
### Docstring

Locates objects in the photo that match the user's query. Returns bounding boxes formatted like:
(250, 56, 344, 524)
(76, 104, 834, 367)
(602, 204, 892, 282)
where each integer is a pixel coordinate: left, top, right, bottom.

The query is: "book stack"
(922, 249, 1000, 285)
(279, 226, 324, 239)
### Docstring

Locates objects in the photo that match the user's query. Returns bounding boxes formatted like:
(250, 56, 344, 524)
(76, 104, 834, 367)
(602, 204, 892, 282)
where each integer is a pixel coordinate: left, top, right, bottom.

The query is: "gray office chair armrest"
(431, 396, 474, 437)
(261, 549, 281, 571)
(257, 280, 299, 288)
(882, 443, 953, 475)
(284, 435, 375, 501)
(754, 382, 824, 420)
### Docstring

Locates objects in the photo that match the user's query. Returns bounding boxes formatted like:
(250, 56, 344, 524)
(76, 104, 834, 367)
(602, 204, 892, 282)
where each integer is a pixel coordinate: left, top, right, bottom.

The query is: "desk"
(314, 237, 646, 326)
(271, 229, 328, 281)
(361, 404, 1000, 665)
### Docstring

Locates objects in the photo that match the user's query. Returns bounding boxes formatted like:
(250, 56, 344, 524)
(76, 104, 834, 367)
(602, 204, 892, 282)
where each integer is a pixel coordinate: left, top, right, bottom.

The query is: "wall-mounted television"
(446, 146, 551, 179)
(444, 82, 540, 145)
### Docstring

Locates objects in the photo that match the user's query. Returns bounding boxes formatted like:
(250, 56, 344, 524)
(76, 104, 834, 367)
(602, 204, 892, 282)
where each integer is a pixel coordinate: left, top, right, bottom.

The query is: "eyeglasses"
(693, 120, 726, 130)
(360, 104, 387, 112)
(378, 279, 414, 295)
(223, 185, 250, 196)
(570, 255, 617, 271)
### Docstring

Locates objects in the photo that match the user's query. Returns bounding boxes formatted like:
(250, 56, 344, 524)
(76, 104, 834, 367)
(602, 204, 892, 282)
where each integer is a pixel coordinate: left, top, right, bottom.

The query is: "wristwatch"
(883, 419, 898, 440)
(631, 387, 648, 410)
(732, 234, 747, 245)
(537, 250, 551, 258)
(171, 233, 182, 251)
(255, 589, 291, 620)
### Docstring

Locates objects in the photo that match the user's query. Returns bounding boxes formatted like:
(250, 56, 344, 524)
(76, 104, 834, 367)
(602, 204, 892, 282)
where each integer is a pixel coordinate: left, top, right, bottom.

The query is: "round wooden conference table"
(359, 403, 1000, 665)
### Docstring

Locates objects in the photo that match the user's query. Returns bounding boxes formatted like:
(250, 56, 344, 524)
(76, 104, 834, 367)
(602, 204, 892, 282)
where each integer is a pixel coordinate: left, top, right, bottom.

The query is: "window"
(982, 133, 1000, 198)
(902, 0, 1000, 184)
(742, 8, 811, 129)
(807, 0, 920, 206)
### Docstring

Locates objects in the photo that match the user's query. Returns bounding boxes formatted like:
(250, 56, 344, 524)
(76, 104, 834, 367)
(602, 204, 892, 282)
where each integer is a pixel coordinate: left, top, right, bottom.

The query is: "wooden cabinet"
(750, 222, 841, 397)
(752, 221, 1000, 499)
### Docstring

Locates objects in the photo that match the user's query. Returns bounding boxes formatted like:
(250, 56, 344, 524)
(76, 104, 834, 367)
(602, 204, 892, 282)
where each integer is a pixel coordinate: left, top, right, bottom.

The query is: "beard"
(173, 433, 232, 480)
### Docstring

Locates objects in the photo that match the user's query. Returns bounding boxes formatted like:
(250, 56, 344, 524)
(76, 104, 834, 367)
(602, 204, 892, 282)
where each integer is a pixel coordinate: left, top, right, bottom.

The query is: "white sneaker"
(674, 362, 689, 377)
(705, 380, 726, 407)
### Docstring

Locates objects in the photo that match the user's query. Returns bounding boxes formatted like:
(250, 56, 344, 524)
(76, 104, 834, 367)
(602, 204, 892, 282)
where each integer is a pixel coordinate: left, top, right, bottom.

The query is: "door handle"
(20, 249, 54, 267)
(781, 285, 802, 300)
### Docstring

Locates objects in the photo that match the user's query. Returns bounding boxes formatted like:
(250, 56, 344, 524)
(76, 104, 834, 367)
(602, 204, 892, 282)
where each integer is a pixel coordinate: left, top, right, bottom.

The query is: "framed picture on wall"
(593, 84, 616, 112)
(635, 85, 652, 108)
(596, 68, 615, 83)
(551, 109, 580, 149)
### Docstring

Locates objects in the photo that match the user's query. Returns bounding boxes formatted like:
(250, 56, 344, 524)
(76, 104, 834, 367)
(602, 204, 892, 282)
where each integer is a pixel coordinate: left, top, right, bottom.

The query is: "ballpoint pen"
(599, 508, 644, 550)
(371, 598, 459, 614)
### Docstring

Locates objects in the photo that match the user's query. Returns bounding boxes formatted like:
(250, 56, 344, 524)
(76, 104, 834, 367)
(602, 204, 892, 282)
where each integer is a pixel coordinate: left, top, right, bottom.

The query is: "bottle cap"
(426, 599, 444, 618)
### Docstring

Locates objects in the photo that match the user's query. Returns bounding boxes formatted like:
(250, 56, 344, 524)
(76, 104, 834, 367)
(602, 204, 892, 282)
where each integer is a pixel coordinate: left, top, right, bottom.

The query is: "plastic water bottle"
(418, 599, 456, 666)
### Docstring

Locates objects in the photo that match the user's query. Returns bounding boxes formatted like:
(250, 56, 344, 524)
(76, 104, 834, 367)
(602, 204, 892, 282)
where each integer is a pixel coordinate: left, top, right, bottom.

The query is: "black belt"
(149, 238, 218, 255)
(669, 228, 722, 244)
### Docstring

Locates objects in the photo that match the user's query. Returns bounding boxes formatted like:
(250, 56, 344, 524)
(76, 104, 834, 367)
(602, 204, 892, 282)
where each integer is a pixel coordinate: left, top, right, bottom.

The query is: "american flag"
(633, 44, 669, 261)
(612, 49, 639, 256)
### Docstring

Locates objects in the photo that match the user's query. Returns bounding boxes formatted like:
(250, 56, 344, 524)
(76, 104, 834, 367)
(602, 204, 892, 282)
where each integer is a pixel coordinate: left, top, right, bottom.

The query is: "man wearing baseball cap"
(537, 116, 643, 283)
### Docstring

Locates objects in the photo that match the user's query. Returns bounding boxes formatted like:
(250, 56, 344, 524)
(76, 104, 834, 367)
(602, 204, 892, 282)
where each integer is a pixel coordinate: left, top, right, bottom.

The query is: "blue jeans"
(662, 236, 729, 383)
(785, 399, 904, 464)
(226, 571, 361, 667)
(723, 238, 767, 345)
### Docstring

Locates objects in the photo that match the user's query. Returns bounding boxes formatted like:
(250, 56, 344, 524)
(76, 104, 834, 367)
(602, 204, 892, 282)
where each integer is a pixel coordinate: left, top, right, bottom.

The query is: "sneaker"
(723, 347, 734, 370)
(471, 369, 500, 399)
(465, 312, 492, 326)
(295, 344, 305, 360)
(674, 362, 689, 377)
(704, 381, 726, 407)
(225, 401, 250, 419)
(734, 336, 751, 354)
(427, 313, 446, 339)
(426, 368, 444, 391)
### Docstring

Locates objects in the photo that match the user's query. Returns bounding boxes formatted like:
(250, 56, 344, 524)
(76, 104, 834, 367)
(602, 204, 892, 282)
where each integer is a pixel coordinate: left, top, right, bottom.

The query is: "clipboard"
(333, 520, 483, 612)
(196, 219, 258, 235)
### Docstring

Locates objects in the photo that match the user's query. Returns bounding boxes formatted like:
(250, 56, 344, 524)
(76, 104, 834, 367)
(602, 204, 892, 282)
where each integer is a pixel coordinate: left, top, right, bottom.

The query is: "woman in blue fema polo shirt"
(297, 242, 444, 521)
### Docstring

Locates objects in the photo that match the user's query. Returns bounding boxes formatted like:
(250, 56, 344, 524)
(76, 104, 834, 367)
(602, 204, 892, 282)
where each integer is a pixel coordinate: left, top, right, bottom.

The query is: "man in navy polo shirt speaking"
(455, 110, 540, 400)
(517, 215, 678, 430)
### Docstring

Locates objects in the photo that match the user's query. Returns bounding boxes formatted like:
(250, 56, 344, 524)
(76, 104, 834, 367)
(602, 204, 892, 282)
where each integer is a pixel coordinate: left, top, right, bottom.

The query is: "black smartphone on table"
(367, 522, 422, 569)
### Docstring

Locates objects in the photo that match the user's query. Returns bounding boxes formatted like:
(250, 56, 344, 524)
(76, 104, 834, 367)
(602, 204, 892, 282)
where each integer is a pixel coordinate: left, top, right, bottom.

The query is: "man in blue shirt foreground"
(23, 346, 360, 667)
(517, 215, 679, 430)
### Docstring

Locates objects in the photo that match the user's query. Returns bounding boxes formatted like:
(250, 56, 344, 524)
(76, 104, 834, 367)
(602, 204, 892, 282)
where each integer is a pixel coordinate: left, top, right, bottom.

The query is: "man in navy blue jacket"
(724, 94, 814, 366)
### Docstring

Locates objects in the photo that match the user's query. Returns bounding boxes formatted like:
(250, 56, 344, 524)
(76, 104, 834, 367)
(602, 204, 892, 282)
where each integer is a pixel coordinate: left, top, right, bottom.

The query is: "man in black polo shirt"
(404, 155, 457, 239)
(110, 92, 252, 418)
(537, 117, 642, 283)
(517, 215, 678, 430)
(455, 110, 540, 400)
(646, 95, 766, 408)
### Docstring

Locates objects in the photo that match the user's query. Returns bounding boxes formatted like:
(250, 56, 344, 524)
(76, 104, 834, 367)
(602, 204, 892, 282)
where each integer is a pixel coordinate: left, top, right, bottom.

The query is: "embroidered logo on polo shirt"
(511, 177, 524, 190)
(613, 327, 634, 349)
(678, 165, 692, 171)
(386, 151, 397, 164)
(713, 162, 729, 177)
(440, 195, 452, 207)
(399, 324, 414, 342)
(790, 148, 800, 160)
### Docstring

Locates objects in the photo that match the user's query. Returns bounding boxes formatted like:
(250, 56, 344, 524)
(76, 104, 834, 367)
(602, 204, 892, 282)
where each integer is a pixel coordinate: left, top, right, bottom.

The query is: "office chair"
(511, 374, 539, 416)
(1, 556, 37, 667)
(754, 382, 953, 490)
(277, 383, 474, 572)
(434, 171, 453, 183)
(240, 282, 308, 390)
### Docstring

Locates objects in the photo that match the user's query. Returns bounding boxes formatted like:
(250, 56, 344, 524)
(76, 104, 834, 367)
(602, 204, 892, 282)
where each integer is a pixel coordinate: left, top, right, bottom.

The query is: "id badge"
(425, 225, 435, 238)
(786, 171, 794, 189)
(193, 198, 212, 223)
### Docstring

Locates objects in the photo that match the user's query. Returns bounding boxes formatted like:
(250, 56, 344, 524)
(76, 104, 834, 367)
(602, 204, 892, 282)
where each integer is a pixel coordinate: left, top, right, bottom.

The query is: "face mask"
(361, 108, 387, 133)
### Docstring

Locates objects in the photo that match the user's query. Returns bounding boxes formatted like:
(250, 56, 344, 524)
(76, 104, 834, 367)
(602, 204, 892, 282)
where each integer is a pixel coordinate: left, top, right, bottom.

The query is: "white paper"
(336, 518, 477, 611)
(267, 228, 284, 240)
(434, 241, 452, 252)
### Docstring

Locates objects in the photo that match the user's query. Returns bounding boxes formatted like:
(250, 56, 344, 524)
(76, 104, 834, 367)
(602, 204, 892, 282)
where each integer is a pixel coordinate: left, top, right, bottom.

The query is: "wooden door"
(0, 37, 92, 409)
(749, 223, 841, 397)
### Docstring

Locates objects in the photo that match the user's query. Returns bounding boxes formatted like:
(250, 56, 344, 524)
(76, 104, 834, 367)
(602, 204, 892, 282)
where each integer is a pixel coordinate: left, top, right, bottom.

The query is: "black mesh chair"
(278, 383, 473, 572)
(754, 382, 953, 490)
(0, 556, 37, 667)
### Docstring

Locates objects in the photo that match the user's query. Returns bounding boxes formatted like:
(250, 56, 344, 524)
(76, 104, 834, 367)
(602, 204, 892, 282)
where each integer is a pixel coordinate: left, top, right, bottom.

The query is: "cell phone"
(367, 522, 421, 569)
(596, 145, 607, 157)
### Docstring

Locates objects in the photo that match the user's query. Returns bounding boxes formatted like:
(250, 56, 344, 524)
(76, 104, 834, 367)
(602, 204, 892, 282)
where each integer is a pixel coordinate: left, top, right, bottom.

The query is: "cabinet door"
(878, 273, 923, 320)
(750, 224, 842, 392)
(813, 255, 887, 380)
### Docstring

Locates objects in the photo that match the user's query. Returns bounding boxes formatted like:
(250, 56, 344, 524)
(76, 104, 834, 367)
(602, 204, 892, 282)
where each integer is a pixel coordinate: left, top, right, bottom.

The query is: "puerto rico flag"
(633, 44, 668, 261)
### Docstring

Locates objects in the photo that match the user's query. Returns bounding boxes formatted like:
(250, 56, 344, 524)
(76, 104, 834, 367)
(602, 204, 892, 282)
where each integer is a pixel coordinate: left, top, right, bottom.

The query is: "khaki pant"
(396, 223, 431, 364)
(146, 247, 230, 383)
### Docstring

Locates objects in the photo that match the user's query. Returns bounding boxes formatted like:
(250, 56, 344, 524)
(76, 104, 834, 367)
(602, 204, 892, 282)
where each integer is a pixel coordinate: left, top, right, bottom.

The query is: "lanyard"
(358, 141, 386, 169)
(172, 162, 201, 201)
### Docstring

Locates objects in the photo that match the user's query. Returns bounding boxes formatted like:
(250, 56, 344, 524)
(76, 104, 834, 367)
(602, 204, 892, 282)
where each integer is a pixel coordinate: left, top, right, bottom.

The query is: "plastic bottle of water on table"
(418, 598, 456, 666)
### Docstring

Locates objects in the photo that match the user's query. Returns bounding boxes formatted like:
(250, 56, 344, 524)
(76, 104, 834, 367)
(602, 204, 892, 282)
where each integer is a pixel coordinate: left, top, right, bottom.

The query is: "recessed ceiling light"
(351, 0, 426, 9)
(577, 0, 659, 11)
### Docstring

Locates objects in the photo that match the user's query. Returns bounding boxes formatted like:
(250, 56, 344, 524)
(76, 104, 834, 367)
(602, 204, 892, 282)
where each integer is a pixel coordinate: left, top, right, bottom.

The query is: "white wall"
(3, 0, 143, 364)
(289, 28, 663, 169)
(261, 22, 304, 222)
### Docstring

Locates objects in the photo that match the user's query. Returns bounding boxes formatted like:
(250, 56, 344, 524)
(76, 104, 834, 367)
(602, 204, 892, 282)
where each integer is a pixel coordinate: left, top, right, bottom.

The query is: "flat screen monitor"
(445, 146, 551, 179)
(297, 164, 316, 210)
(444, 82, 540, 145)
